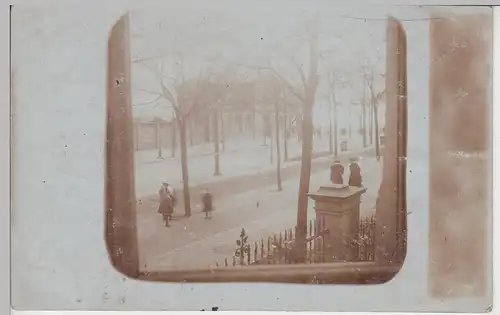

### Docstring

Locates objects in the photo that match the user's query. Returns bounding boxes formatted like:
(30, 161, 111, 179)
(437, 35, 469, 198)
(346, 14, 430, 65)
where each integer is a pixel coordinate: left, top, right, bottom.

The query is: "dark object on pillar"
(330, 161, 344, 185)
(348, 160, 363, 188)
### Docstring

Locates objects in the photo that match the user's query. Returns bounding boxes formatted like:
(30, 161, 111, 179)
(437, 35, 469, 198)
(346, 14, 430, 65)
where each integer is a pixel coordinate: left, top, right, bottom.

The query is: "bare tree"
(170, 112, 177, 157)
(154, 117, 163, 159)
(274, 97, 283, 191)
(326, 70, 349, 157)
(244, 17, 320, 262)
(206, 69, 242, 176)
(135, 60, 213, 217)
(256, 73, 286, 190)
(212, 101, 222, 176)
(361, 83, 369, 147)
(360, 57, 386, 160)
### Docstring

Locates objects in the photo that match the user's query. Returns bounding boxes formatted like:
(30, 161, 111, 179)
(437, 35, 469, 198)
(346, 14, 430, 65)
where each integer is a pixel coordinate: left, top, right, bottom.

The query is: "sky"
(127, 3, 417, 126)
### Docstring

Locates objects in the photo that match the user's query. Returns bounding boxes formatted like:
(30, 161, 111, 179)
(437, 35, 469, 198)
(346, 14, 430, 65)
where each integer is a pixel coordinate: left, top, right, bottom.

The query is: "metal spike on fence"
(320, 237, 325, 263)
(254, 242, 258, 261)
(267, 237, 271, 254)
(225, 258, 228, 267)
(261, 239, 264, 258)
(309, 220, 313, 237)
(279, 232, 283, 247)
(232, 256, 236, 266)
(247, 246, 251, 265)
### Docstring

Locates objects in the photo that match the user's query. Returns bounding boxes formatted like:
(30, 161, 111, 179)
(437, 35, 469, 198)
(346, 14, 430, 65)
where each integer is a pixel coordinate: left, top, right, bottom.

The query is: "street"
(137, 155, 382, 271)
(134, 136, 366, 200)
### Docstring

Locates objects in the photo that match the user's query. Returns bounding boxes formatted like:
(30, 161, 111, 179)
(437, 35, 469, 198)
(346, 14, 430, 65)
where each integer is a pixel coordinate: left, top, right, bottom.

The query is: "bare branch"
(137, 88, 163, 97)
(374, 89, 386, 104)
(133, 95, 163, 107)
(236, 63, 305, 102)
(290, 55, 307, 91)
(158, 78, 178, 108)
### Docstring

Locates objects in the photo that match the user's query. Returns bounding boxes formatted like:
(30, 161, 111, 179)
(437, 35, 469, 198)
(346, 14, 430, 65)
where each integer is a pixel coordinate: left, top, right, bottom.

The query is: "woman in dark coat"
(348, 157, 363, 187)
(330, 159, 344, 185)
(158, 182, 174, 227)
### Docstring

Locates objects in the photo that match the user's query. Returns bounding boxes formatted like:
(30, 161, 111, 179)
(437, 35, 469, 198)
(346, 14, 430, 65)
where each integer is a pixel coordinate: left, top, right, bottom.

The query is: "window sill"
(137, 261, 402, 284)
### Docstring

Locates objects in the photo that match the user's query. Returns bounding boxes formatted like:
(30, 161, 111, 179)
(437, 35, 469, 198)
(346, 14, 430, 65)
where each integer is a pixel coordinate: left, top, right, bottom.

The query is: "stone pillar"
(308, 184, 367, 262)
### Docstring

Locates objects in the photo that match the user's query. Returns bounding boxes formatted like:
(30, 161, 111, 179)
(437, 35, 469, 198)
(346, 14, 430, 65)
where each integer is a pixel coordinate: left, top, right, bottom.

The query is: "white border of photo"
(2, 0, 497, 313)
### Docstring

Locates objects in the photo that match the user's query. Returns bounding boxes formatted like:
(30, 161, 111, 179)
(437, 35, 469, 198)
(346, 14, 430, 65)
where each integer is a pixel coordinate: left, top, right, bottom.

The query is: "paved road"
(137, 155, 382, 271)
(136, 146, 377, 220)
(134, 135, 367, 198)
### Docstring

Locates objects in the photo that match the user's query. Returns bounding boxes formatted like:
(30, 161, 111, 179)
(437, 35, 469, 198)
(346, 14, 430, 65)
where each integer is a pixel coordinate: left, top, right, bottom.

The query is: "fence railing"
(214, 214, 377, 268)
(355, 215, 376, 261)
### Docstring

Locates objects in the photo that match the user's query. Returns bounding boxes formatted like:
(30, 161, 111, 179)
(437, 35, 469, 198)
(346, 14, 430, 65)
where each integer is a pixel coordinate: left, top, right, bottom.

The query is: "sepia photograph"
(9, 1, 493, 310)
(106, 6, 408, 283)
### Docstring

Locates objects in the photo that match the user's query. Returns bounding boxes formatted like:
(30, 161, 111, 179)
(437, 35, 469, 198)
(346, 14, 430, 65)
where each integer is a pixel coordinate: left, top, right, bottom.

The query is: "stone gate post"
(308, 184, 367, 262)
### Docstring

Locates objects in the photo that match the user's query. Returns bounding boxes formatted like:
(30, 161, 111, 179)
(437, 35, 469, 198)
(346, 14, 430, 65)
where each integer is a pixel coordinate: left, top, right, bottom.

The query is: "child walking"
(201, 189, 214, 219)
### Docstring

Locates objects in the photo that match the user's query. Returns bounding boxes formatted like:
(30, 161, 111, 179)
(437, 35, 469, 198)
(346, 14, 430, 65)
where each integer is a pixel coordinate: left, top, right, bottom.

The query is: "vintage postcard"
(10, 1, 493, 311)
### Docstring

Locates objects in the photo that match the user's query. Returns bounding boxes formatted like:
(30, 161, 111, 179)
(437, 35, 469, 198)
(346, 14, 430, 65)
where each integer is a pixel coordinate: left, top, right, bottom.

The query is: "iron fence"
(214, 214, 377, 268)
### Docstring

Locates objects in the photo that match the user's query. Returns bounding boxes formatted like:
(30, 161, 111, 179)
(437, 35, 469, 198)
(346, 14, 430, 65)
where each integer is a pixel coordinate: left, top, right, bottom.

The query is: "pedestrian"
(348, 157, 363, 187)
(201, 188, 214, 219)
(158, 182, 174, 227)
(330, 158, 344, 185)
(166, 183, 177, 208)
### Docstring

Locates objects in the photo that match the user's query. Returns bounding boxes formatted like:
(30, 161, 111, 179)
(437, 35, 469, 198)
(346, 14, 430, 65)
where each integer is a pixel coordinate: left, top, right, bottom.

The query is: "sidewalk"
(134, 134, 367, 199)
(138, 156, 382, 271)
(135, 137, 267, 165)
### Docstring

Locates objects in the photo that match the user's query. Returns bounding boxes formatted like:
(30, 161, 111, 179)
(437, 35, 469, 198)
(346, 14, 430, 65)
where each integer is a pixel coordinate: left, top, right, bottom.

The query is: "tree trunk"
(188, 116, 194, 146)
(369, 100, 374, 145)
(348, 103, 352, 139)
(358, 111, 363, 143)
(295, 17, 319, 263)
(328, 102, 333, 154)
(220, 110, 226, 151)
(333, 101, 339, 157)
(374, 99, 381, 161)
(156, 121, 163, 159)
(283, 106, 289, 161)
(295, 99, 314, 263)
(270, 117, 274, 164)
(204, 113, 211, 143)
(134, 124, 139, 151)
(178, 119, 191, 217)
(252, 108, 256, 140)
(262, 114, 268, 146)
(171, 120, 177, 158)
(213, 109, 221, 176)
(362, 100, 367, 147)
(274, 102, 282, 191)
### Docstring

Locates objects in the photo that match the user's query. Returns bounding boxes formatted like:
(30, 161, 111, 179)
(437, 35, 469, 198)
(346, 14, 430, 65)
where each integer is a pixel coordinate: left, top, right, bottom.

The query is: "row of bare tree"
(132, 16, 386, 262)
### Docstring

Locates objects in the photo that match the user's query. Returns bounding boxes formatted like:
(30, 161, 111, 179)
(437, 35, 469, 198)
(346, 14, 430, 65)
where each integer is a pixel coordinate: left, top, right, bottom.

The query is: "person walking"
(330, 158, 344, 185)
(348, 157, 363, 187)
(201, 188, 214, 219)
(158, 182, 174, 227)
